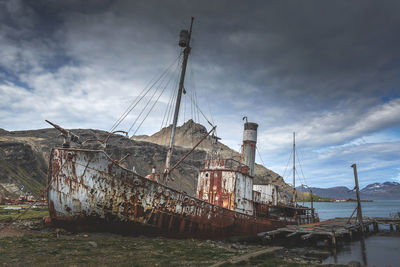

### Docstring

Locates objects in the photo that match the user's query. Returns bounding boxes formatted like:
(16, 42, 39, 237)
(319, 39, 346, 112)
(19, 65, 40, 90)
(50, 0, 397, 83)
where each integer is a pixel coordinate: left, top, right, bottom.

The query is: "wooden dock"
(258, 217, 400, 247)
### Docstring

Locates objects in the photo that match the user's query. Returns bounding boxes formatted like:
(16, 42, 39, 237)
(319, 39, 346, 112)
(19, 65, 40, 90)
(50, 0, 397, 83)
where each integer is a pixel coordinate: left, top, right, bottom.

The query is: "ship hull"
(47, 148, 298, 239)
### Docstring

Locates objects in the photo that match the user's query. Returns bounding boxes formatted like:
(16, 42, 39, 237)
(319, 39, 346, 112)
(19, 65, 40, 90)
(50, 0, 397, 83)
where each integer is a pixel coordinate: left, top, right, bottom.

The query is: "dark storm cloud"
(1, 0, 400, 187)
(11, 0, 400, 107)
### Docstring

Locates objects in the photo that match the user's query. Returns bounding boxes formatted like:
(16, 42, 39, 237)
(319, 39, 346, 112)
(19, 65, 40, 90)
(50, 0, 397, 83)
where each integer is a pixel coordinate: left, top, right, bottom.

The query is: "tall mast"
(164, 17, 194, 181)
(292, 132, 296, 205)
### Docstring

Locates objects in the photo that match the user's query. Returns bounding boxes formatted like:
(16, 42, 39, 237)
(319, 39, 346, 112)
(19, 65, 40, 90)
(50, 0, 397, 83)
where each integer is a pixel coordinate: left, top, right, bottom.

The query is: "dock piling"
(351, 164, 364, 233)
(373, 222, 378, 232)
(348, 230, 353, 240)
(331, 233, 336, 247)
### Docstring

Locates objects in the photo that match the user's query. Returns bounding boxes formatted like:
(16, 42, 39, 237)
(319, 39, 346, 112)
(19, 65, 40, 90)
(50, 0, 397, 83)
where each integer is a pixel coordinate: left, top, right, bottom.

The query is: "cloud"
(1, 0, 400, 188)
(257, 98, 400, 152)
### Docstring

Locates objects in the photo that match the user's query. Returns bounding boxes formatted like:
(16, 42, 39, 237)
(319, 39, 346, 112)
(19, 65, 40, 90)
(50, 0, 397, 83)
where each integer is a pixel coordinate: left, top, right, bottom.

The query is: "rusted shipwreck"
(46, 18, 317, 239)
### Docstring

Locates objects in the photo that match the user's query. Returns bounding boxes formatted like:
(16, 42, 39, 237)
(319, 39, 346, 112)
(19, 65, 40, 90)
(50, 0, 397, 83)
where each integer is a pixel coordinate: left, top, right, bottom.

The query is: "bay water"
(301, 200, 400, 221)
(301, 200, 400, 267)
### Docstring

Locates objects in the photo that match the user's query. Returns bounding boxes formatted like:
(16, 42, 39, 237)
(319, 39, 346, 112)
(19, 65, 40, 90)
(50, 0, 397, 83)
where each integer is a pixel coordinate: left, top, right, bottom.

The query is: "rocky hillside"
(0, 120, 295, 199)
(0, 131, 50, 198)
(133, 120, 291, 190)
(0, 127, 207, 198)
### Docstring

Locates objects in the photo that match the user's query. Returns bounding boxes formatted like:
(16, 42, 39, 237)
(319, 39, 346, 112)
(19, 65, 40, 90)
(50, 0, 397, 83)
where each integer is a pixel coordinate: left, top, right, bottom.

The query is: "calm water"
(301, 200, 400, 221)
(323, 236, 400, 267)
(301, 200, 400, 267)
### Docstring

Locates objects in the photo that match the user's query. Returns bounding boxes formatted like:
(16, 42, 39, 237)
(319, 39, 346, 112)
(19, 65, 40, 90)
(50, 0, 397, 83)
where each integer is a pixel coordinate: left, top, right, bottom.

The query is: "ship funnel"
(242, 121, 258, 176)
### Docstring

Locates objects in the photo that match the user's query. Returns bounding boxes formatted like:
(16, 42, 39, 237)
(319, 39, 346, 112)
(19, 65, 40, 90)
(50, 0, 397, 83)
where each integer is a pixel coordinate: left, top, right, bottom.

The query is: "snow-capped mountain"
(297, 182, 400, 200)
(360, 182, 400, 199)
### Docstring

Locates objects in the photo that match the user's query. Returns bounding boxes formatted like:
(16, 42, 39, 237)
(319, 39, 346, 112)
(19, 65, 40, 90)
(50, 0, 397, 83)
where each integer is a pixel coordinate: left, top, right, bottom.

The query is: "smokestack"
(242, 122, 258, 176)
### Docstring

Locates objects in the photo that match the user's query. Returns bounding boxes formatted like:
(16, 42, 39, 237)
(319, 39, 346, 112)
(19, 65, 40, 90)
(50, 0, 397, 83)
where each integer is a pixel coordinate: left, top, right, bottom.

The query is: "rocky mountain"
(0, 127, 211, 198)
(0, 120, 294, 199)
(360, 182, 400, 199)
(133, 119, 291, 190)
(297, 182, 400, 200)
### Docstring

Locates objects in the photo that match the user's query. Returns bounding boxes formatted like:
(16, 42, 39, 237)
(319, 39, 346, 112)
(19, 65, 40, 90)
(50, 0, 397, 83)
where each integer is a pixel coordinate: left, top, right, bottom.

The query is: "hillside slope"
(0, 127, 207, 198)
(133, 120, 291, 190)
(0, 120, 295, 199)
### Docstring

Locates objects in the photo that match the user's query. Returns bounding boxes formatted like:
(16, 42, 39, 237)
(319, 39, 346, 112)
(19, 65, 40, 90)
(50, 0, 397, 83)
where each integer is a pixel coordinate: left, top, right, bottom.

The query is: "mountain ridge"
(132, 119, 291, 189)
(297, 182, 400, 200)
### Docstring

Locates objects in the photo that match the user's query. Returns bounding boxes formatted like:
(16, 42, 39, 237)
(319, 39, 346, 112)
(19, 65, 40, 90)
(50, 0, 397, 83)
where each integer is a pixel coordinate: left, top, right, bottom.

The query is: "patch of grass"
(0, 233, 235, 266)
(249, 253, 306, 266)
(220, 253, 316, 267)
(0, 206, 48, 222)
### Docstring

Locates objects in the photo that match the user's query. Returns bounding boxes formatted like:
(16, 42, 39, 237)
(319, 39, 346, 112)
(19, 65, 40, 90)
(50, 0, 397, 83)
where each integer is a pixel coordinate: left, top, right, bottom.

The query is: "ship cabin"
(196, 121, 316, 224)
(197, 158, 254, 215)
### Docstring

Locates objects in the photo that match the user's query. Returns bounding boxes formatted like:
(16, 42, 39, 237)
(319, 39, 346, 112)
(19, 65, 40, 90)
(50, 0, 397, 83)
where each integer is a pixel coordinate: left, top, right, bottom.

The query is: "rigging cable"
(296, 147, 308, 186)
(185, 87, 215, 128)
(160, 86, 175, 130)
(132, 61, 180, 136)
(160, 55, 182, 130)
(160, 63, 181, 146)
(256, 146, 266, 168)
(161, 78, 178, 130)
(189, 57, 201, 123)
(109, 82, 153, 133)
(295, 168, 306, 189)
(164, 69, 180, 128)
(187, 59, 194, 124)
(183, 89, 186, 123)
(162, 72, 179, 146)
(127, 83, 161, 134)
(190, 86, 194, 123)
(109, 53, 181, 133)
(281, 148, 293, 181)
(129, 55, 181, 135)
(207, 100, 215, 128)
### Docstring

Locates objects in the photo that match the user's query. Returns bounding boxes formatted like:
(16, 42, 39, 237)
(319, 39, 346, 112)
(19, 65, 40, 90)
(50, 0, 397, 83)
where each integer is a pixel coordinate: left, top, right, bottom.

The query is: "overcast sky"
(1, 0, 400, 189)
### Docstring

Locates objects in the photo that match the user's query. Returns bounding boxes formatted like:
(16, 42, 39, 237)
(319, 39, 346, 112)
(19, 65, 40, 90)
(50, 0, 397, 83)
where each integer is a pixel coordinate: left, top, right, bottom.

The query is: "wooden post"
(331, 233, 336, 247)
(351, 164, 364, 233)
(348, 230, 353, 240)
(373, 222, 379, 232)
(390, 224, 394, 232)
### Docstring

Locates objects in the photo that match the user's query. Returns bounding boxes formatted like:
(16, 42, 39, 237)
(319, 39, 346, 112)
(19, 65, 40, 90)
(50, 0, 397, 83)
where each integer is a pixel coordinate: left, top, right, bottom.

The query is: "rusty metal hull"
(47, 148, 297, 239)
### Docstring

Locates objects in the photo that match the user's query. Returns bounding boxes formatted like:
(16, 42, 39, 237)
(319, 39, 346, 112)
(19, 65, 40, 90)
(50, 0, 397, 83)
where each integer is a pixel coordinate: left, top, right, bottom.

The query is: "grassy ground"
(0, 232, 328, 267)
(0, 206, 334, 266)
(0, 204, 49, 222)
(1, 232, 233, 266)
(221, 253, 311, 267)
